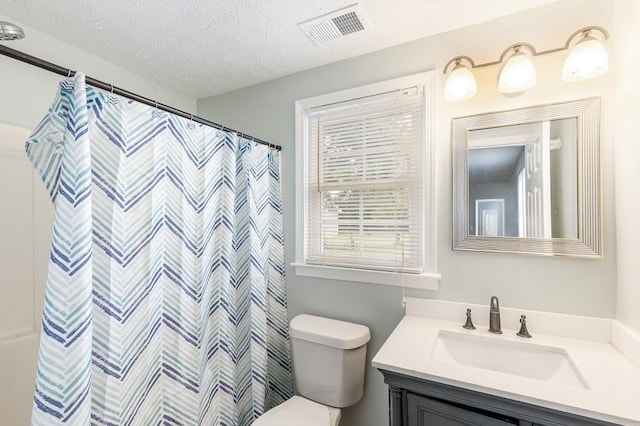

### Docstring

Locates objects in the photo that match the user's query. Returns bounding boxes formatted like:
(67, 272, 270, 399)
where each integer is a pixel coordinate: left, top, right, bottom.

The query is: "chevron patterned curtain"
(26, 74, 292, 425)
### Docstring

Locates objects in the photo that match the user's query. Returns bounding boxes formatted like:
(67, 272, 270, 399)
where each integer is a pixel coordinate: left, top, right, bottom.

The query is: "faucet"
(489, 296, 502, 334)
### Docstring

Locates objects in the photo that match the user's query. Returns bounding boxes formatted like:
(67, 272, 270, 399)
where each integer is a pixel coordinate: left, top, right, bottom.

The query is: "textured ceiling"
(0, 0, 557, 98)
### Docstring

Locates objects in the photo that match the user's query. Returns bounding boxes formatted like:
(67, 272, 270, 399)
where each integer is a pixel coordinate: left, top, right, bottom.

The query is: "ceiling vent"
(298, 3, 367, 45)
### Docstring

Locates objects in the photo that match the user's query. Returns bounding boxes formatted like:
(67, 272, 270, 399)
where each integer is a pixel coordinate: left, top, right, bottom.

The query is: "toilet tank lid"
(290, 314, 370, 349)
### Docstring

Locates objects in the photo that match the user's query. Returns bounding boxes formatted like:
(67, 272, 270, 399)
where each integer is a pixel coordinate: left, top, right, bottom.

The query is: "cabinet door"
(407, 393, 519, 426)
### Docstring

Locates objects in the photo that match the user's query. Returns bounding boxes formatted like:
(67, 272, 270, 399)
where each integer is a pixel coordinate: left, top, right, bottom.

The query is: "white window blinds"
(305, 86, 424, 273)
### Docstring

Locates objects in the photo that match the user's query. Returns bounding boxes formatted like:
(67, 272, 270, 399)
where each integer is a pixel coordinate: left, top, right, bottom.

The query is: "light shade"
(444, 63, 477, 102)
(498, 51, 537, 94)
(562, 36, 608, 81)
(0, 21, 25, 41)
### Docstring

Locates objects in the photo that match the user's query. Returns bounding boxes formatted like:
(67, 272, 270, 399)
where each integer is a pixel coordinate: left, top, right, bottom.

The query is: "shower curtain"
(26, 74, 292, 425)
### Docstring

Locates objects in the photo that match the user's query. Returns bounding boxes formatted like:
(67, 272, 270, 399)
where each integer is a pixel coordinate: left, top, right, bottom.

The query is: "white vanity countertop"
(372, 307, 640, 425)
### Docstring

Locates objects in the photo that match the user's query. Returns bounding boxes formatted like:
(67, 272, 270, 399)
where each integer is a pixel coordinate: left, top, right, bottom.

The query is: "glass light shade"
(444, 64, 477, 102)
(562, 36, 608, 81)
(498, 51, 537, 94)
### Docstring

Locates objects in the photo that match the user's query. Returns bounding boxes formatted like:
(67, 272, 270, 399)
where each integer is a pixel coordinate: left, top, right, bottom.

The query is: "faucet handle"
(517, 315, 532, 338)
(462, 308, 476, 330)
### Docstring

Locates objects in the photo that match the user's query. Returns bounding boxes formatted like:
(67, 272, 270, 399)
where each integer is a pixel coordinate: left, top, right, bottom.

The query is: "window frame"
(293, 72, 440, 290)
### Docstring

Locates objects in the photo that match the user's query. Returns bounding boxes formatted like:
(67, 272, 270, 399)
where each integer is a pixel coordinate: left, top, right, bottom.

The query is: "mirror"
(452, 98, 601, 257)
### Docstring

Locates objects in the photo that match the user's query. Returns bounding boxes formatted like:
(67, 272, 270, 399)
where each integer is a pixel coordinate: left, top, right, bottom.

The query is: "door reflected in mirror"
(468, 118, 577, 239)
(474, 199, 505, 236)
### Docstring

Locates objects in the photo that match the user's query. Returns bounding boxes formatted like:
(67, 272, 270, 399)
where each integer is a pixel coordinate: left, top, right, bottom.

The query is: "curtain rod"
(0, 44, 282, 151)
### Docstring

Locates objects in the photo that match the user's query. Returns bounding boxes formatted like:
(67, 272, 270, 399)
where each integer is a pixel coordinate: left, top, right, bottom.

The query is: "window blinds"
(305, 87, 424, 273)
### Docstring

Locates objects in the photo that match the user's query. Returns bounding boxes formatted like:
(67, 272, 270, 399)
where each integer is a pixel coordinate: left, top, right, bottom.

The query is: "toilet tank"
(289, 314, 371, 408)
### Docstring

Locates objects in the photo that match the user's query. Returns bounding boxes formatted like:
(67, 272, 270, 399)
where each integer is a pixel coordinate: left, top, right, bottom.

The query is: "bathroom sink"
(430, 330, 589, 389)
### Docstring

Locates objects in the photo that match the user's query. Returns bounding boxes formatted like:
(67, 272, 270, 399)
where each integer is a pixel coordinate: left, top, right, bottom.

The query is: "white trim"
(291, 263, 440, 290)
(468, 133, 531, 149)
(294, 101, 307, 266)
(422, 71, 438, 277)
(295, 72, 433, 111)
(294, 71, 440, 288)
(467, 133, 560, 150)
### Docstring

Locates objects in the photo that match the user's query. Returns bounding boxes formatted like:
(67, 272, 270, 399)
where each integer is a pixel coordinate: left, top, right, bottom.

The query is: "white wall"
(0, 15, 196, 130)
(197, 1, 617, 425)
(613, 0, 640, 335)
(0, 123, 53, 424)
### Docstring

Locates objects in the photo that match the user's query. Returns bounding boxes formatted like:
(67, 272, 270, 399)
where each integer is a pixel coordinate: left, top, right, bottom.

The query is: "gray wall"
(550, 119, 578, 238)
(198, 1, 618, 425)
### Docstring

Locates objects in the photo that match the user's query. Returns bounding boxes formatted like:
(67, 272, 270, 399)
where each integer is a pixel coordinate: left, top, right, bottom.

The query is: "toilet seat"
(253, 396, 341, 426)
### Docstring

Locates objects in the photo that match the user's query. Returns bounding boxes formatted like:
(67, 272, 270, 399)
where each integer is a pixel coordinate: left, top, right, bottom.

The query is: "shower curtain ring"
(110, 84, 114, 94)
(67, 69, 72, 78)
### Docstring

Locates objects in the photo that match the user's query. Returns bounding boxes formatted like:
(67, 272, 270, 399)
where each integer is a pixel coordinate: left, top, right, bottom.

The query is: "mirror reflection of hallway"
(467, 118, 577, 240)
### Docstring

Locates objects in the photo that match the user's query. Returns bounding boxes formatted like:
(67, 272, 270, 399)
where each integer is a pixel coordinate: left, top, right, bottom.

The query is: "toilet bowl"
(252, 396, 341, 426)
(253, 314, 370, 425)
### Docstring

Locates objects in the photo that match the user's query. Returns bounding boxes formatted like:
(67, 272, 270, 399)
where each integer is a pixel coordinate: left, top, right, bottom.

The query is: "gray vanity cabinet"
(407, 392, 520, 425)
(379, 369, 619, 426)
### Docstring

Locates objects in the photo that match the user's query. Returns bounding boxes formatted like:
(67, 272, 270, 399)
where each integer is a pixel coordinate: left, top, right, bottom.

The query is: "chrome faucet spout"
(489, 296, 502, 334)
(490, 296, 499, 312)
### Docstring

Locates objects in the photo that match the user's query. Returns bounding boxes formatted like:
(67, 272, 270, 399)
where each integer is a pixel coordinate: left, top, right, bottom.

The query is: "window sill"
(291, 263, 440, 290)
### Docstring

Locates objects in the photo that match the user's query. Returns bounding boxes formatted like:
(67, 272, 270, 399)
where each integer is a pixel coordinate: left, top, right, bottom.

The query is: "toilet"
(254, 314, 371, 426)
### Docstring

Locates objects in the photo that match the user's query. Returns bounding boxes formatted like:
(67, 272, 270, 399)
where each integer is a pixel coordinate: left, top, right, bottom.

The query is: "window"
(293, 72, 439, 289)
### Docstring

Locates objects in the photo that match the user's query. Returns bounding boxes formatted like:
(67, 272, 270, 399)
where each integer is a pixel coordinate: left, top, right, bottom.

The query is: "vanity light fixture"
(498, 44, 537, 94)
(443, 57, 477, 102)
(562, 28, 609, 81)
(443, 26, 609, 102)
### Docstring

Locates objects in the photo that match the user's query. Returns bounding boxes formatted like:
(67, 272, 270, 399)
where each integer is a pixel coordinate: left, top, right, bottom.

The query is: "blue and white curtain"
(26, 74, 292, 425)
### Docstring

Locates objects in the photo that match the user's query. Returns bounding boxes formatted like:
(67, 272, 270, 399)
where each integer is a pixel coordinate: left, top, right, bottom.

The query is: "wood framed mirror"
(452, 97, 602, 257)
